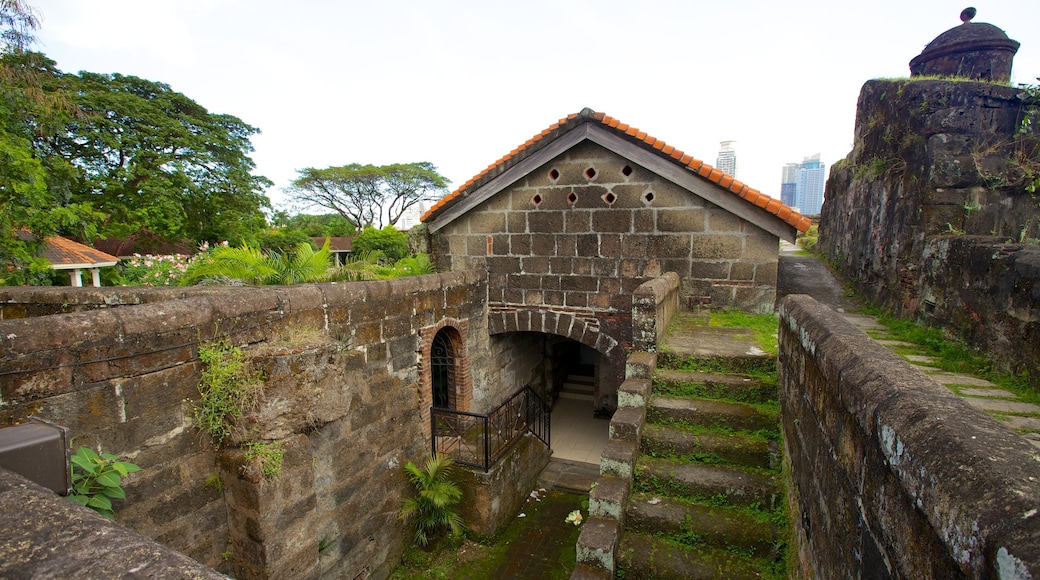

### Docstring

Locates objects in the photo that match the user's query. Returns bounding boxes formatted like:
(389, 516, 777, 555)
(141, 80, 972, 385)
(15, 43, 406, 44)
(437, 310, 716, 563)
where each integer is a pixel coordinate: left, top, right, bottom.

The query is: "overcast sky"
(28, 0, 1040, 212)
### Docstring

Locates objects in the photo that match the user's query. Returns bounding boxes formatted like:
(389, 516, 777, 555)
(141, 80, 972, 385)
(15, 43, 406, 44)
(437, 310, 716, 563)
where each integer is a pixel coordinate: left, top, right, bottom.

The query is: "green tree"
(286, 162, 447, 229)
(352, 225, 408, 262)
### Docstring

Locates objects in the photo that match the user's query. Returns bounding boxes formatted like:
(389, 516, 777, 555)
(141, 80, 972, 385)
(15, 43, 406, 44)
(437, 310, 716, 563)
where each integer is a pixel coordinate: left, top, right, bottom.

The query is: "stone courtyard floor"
(777, 242, 1040, 450)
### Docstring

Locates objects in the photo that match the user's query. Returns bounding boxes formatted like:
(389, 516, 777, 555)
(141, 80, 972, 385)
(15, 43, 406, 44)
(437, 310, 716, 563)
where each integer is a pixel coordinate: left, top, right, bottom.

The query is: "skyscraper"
(779, 154, 826, 215)
(780, 163, 798, 208)
(716, 141, 737, 177)
(796, 154, 826, 216)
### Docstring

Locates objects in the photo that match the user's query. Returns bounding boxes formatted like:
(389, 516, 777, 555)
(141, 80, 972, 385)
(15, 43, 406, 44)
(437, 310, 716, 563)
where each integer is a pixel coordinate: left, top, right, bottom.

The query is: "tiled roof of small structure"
(16, 230, 119, 269)
(313, 237, 353, 252)
(421, 108, 812, 232)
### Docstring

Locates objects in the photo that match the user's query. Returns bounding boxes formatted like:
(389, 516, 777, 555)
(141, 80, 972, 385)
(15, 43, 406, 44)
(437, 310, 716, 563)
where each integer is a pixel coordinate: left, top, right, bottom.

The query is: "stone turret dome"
(909, 8, 1019, 82)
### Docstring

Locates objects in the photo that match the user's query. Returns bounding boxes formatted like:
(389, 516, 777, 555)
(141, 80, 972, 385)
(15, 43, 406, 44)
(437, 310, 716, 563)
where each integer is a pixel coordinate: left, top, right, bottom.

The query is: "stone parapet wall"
(0, 271, 490, 578)
(631, 272, 680, 353)
(778, 295, 1040, 579)
(0, 468, 227, 579)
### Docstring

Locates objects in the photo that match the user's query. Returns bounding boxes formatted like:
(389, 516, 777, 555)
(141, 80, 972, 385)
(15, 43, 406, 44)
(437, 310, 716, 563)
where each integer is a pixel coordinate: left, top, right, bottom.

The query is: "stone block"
(528, 211, 563, 234)
(708, 209, 742, 233)
(565, 210, 592, 233)
(618, 378, 651, 408)
(599, 440, 637, 478)
(592, 210, 633, 233)
(689, 260, 731, 280)
(690, 234, 741, 259)
(657, 208, 706, 232)
(575, 516, 619, 573)
(588, 475, 629, 520)
(608, 407, 644, 442)
(509, 233, 532, 256)
(648, 233, 690, 258)
(743, 232, 780, 262)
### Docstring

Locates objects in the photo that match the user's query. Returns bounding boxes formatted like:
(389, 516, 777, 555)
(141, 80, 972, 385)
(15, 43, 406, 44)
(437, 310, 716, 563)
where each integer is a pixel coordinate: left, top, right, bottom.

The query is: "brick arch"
(487, 308, 625, 374)
(418, 319, 472, 441)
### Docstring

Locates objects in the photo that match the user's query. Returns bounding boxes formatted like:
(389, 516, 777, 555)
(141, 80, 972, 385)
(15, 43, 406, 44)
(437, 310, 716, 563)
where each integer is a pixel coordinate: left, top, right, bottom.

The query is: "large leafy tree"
(286, 162, 448, 229)
(1, 4, 104, 283)
(38, 68, 273, 243)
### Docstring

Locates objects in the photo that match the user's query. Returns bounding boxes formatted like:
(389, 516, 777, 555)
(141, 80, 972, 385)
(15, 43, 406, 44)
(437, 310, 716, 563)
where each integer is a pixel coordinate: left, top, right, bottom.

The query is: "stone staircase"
(573, 314, 788, 579)
(559, 372, 596, 402)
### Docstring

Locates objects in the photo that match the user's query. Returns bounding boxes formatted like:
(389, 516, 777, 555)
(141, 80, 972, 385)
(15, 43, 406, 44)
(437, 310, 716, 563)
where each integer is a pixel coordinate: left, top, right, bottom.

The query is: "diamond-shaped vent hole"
(603, 192, 616, 205)
(532, 194, 543, 205)
(644, 191, 655, 203)
(622, 165, 633, 177)
(585, 167, 596, 179)
(549, 169, 559, 180)
(567, 192, 577, 204)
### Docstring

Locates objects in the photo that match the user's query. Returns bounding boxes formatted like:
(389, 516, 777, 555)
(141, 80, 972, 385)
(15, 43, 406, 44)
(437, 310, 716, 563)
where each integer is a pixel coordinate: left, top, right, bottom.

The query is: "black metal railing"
(431, 386, 550, 472)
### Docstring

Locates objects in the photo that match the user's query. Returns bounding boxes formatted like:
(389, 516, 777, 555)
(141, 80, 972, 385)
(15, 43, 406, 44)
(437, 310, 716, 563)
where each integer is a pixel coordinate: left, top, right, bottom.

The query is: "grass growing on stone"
(389, 489, 585, 579)
(863, 309, 1040, 406)
(708, 310, 780, 356)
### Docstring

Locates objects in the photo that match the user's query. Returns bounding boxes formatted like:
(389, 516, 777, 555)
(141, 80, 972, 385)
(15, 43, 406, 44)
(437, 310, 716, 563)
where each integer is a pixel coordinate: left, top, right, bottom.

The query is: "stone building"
(422, 108, 809, 411)
(908, 8, 1020, 82)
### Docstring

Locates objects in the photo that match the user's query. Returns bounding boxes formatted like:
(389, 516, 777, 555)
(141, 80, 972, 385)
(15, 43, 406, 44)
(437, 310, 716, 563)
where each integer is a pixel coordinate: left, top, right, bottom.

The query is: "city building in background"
(716, 140, 737, 177)
(780, 163, 798, 208)
(780, 154, 826, 215)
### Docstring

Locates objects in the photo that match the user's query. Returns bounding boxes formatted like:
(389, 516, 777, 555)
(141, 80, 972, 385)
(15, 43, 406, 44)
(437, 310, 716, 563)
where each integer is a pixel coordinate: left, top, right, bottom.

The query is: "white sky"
(28, 1, 1040, 211)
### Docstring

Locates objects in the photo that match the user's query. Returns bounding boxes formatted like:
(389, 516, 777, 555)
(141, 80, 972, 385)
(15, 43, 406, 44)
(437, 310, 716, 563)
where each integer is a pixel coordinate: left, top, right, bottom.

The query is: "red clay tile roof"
(421, 108, 812, 233)
(16, 230, 120, 269)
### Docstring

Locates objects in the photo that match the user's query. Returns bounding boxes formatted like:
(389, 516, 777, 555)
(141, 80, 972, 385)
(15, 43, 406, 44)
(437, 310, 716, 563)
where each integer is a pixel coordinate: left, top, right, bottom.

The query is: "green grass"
(861, 307, 1040, 406)
(708, 310, 780, 356)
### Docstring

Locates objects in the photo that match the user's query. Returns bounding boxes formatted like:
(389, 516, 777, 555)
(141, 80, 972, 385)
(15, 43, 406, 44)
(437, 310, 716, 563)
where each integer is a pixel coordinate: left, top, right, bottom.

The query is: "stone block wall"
(0, 271, 492, 578)
(431, 140, 779, 389)
(778, 295, 1040, 579)
(631, 272, 680, 352)
(818, 78, 1040, 382)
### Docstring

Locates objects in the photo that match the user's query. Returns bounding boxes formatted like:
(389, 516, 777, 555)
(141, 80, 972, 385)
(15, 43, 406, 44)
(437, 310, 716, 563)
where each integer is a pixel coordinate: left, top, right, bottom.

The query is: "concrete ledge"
(599, 440, 637, 479)
(0, 468, 225, 579)
(779, 294, 1040, 579)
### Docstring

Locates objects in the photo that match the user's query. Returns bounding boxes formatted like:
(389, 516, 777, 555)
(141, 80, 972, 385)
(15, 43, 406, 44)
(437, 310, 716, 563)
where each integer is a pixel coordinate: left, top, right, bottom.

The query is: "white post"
(70, 269, 83, 287)
(90, 268, 102, 287)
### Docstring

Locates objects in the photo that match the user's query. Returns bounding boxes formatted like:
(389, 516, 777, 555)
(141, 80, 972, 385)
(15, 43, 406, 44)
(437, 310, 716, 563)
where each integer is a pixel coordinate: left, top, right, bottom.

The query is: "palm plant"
(388, 253, 435, 278)
(181, 239, 334, 285)
(399, 452, 466, 546)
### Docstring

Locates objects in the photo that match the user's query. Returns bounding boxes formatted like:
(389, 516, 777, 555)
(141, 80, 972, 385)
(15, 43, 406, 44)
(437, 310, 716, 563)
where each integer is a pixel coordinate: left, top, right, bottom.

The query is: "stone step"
(559, 390, 595, 402)
(635, 457, 777, 508)
(562, 381, 595, 394)
(648, 396, 779, 434)
(616, 531, 777, 580)
(653, 369, 777, 404)
(641, 423, 778, 470)
(566, 373, 596, 386)
(625, 492, 778, 558)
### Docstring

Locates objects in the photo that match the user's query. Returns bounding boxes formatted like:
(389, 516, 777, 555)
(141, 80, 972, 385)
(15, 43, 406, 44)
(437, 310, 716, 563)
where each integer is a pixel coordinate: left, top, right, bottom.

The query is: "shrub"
(352, 226, 408, 262)
(68, 446, 141, 519)
(399, 453, 466, 546)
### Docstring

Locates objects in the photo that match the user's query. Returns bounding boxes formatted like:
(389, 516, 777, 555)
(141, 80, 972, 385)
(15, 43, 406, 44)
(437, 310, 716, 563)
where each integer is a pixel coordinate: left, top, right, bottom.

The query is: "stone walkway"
(777, 242, 1040, 450)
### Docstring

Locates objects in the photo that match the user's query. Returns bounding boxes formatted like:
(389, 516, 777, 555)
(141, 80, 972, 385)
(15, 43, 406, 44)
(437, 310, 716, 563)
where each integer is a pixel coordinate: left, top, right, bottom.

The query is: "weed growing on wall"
(244, 441, 283, 480)
(399, 453, 466, 546)
(68, 446, 141, 519)
(191, 340, 263, 446)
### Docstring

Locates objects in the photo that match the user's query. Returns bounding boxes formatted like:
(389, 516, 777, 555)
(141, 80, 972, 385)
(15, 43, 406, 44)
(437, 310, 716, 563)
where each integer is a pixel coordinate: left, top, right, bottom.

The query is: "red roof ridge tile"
(421, 109, 809, 233)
